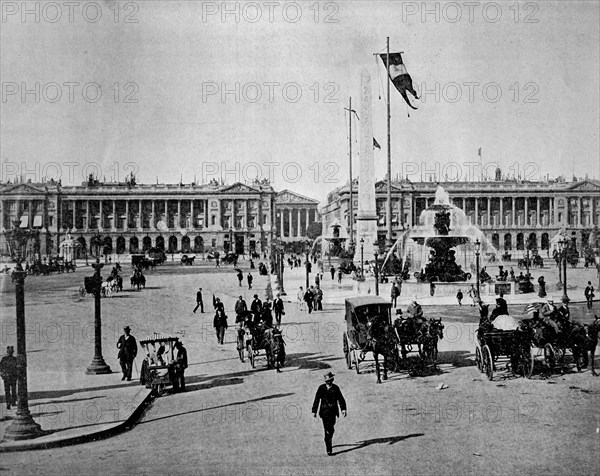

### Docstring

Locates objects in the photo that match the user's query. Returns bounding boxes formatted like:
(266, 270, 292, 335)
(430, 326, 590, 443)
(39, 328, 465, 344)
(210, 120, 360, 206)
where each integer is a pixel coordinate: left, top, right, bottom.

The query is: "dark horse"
(130, 272, 146, 290)
(366, 315, 399, 384)
(419, 318, 444, 366)
(265, 327, 285, 372)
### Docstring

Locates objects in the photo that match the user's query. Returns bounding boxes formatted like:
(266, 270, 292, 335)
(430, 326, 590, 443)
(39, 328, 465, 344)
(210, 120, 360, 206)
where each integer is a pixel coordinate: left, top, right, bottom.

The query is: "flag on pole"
(380, 52, 419, 110)
(373, 138, 381, 150)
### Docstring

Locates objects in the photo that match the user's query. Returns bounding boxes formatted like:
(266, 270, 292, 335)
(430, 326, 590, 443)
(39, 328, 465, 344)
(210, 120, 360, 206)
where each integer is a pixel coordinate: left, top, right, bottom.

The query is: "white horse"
(101, 281, 113, 298)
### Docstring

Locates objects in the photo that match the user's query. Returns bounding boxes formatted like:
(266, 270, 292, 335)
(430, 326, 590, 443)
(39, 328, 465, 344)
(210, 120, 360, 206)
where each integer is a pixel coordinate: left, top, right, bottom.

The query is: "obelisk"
(356, 68, 378, 263)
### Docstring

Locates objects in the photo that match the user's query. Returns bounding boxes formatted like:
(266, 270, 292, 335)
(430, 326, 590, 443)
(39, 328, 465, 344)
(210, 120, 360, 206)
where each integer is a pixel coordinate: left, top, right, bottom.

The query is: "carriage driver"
(407, 298, 425, 324)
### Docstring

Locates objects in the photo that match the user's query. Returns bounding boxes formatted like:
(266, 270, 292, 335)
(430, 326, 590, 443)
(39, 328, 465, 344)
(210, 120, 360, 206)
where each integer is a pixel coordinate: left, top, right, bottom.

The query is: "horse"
(265, 327, 286, 372)
(130, 273, 146, 290)
(213, 309, 228, 345)
(367, 315, 399, 384)
(419, 318, 444, 365)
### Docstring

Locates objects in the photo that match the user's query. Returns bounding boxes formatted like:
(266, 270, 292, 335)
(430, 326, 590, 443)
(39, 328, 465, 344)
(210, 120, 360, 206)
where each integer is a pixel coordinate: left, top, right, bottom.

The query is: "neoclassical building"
(322, 178, 600, 253)
(0, 178, 320, 258)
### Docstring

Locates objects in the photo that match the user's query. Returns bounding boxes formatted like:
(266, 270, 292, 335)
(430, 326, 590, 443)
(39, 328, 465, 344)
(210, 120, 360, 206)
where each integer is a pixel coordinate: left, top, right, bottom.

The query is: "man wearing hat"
(312, 372, 347, 456)
(116, 326, 138, 381)
(273, 293, 285, 326)
(193, 287, 204, 314)
(0, 346, 17, 410)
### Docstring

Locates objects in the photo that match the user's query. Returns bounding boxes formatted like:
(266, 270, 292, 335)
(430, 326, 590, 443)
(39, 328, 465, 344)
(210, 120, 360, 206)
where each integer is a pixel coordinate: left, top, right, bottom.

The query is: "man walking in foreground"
(116, 326, 138, 381)
(312, 372, 347, 456)
(0, 346, 17, 410)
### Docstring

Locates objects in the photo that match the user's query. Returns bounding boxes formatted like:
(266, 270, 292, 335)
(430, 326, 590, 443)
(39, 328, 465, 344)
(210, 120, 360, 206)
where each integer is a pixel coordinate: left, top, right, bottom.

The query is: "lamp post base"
(85, 357, 112, 375)
(3, 411, 43, 440)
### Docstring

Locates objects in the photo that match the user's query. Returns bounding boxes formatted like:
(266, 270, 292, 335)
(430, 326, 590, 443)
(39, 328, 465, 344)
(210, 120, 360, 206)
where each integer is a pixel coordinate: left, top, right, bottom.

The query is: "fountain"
(384, 185, 507, 298)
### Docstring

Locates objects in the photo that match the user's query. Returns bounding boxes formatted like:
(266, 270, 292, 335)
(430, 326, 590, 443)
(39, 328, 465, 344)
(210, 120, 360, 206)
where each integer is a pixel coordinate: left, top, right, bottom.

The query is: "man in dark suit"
(235, 295, 247, 320)
(116, 326, 137, 381)
(250, 294, 262, 320)
(193, 287, 204, 313)
(273, 293, 284, 326)
(171, 341, 188, 392)
(0, 346, 17, 410)
(312, 372, 347, 455)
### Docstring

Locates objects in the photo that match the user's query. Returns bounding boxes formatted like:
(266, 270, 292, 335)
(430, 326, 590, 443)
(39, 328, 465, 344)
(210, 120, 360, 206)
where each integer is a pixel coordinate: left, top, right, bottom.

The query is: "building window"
(211, 238, 216, 248)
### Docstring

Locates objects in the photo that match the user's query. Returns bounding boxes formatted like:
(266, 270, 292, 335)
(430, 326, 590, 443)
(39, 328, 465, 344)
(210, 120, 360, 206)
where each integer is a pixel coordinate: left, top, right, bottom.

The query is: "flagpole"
(386, 36, 393, 249)
(347, 97, 354, 248)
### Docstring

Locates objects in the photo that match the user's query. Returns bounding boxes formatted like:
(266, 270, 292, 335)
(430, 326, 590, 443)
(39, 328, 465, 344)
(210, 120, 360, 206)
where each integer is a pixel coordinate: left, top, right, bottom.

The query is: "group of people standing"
(298, 285, 323, 313)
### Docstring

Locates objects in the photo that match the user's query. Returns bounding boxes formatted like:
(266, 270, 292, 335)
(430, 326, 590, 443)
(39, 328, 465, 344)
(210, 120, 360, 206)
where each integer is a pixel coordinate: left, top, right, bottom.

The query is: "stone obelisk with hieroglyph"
(356, 68, 378, 263)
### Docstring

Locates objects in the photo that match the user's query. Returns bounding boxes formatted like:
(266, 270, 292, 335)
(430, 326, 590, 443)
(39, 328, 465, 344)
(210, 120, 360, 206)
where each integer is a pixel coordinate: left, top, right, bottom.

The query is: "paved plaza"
(0, 259, 598, 474)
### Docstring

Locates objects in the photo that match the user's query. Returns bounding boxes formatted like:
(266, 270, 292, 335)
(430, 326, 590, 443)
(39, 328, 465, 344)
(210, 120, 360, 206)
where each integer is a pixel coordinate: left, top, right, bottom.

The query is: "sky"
(1, 0, 599, 205)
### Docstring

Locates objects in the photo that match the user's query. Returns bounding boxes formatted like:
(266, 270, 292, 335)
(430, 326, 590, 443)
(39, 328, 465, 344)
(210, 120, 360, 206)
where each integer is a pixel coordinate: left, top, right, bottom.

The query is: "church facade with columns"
(322, 178, 600, 253)
(0, 179, 320, 258)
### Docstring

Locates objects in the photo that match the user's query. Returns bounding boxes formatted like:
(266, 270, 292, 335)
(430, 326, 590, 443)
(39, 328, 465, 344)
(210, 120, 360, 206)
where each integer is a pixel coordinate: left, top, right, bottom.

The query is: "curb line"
(0, 389, 154, 453)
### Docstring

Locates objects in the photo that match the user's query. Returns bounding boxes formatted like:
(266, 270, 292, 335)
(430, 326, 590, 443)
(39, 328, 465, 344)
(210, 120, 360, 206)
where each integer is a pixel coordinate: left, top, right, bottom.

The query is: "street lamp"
(279, 246, 286, 296)
(360, 238, 364, 280)
(374, 248, 379, 296)
(558, 237, 570, 303)
(3, 260, 43, 440)
(474, 238, 481, 300)
(85, 259, 112, 375)
(305, 249, 310, 289)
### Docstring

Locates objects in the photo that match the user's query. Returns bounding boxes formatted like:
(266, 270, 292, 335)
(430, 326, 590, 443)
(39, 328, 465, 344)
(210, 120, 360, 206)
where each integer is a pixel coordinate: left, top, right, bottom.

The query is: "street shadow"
(25, 380, 143, 401)
(285, 353, 342, 371)
(183, 376, 244, 393)
(139, 392, 295, 425)
(332, 433, 424, 455)
(39, 395, 106, 406)
(436, 350, 476, 368)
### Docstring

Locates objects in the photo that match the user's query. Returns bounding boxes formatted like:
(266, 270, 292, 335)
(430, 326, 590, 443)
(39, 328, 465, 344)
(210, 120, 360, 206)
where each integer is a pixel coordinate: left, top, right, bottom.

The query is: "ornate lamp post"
(475, 238, 481, 299)
(279, 247, 286, 296)
(229, 227, 233, 253)
(85, 259, 112, 374)
(3, 260, 43, 440)
(360, 238, 364, 280)
(373, 248, 379, 296)
(559, 237, 570, 303)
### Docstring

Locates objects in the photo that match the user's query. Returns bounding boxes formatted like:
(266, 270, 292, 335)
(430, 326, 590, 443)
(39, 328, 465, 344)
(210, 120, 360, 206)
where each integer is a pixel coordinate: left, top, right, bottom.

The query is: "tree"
(306, 221, 322, 241)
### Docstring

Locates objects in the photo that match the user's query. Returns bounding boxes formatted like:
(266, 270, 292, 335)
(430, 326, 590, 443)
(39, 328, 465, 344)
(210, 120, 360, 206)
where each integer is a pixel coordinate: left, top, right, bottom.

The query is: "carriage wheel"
(483, 345, 494, 381)
(79, 286, 86, 297)
(475, 346, 483, 372)
(354, 350, 360, 374)
(343, 333, 352, 370)
(248, 344, 255, 368)
(519, 346, 534, 378)
(544, 344, 556, 369)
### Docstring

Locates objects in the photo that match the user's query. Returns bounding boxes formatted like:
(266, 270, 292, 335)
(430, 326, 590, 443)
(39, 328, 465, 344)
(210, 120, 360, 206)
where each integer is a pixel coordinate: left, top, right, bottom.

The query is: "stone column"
(177, 200, 181, 229)
(125, 200, 129, 231)
(0, 200, 4, 231)
(190, 200, 194, 229)
(99, 200, 103, 231)
(287, 209, 293, 237)
(512, 198, 516, 227)
(138, 200, 143, 230)
(85, 200, 90, 231)
(536, 197, 540, 227)
(151, 201, 156, 230)
(578, 197, 582, 227)
(499, 197, 503, 227)
(297, 208, 302, 236)
(474, 198, 478, 226)
(591, 197, 595, 226)
(524, 197, 529, 227)
(487, 197, 491, 226)
(71, 200, 77, 231)
(111, 201, 116, 231)
(462, 197, 466, 211)
(305, 208, 309, 232)
(164, 200, 168, 228)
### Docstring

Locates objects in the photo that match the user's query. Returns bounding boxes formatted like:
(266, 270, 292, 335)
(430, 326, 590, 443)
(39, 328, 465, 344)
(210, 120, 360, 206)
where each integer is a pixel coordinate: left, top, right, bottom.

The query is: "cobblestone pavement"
(0, 261, 598, 475)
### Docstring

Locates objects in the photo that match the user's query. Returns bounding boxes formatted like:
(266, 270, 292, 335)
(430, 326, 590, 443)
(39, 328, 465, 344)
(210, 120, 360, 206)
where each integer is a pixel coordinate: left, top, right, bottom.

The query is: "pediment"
(1, 184, 46, 195)
(275, 190, 319, 205)
(566, 180, 600, 192)
(220, 183, 259, 193)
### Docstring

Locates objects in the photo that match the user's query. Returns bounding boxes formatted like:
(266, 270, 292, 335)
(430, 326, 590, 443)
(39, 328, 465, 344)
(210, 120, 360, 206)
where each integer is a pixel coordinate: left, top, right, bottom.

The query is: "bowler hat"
(323, 371, 335, 382)
(123, 326, 131, 331)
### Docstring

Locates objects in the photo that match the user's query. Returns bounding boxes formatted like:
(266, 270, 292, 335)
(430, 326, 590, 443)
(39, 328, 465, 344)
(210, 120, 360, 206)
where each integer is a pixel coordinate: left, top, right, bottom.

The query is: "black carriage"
(476, 327, 533, 381)
(343, 296, 395, 374)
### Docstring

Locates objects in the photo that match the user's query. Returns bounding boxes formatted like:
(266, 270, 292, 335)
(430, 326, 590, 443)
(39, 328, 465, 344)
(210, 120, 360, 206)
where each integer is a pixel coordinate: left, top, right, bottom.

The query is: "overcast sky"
(1, 1, 599, 203)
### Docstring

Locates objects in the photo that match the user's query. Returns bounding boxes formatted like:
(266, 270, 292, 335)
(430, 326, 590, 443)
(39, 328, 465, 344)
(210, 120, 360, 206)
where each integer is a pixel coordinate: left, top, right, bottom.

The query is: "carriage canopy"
(345, 297, 392, 330)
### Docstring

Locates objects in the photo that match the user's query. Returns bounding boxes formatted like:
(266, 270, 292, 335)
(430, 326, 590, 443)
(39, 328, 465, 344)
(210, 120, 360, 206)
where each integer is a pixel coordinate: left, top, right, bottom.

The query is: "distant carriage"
(181, 254, 196, 266)
(139, 336, 180, 396)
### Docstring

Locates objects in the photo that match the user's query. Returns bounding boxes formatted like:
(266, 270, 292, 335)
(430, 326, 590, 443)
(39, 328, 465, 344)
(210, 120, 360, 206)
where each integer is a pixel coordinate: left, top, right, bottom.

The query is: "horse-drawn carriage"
(236, 311, 285, 371)
(475, 321, 533, 381)
(343, 297, 399, 383)
(180, 254, 196, 265)
(139, 336, 181, 396)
